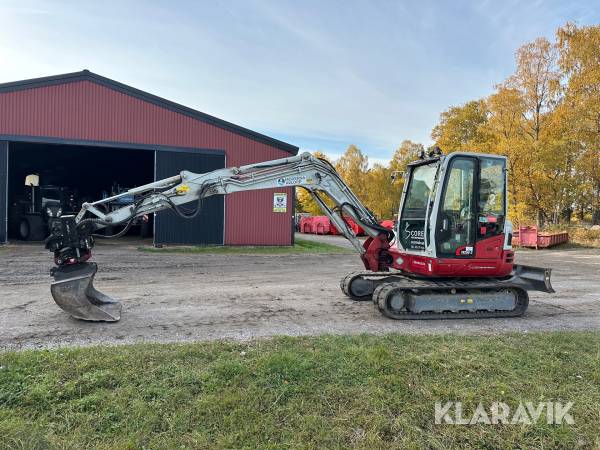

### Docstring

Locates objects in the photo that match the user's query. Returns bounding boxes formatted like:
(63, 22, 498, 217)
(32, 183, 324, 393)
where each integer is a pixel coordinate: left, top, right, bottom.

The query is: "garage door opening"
(7, 142, 154, 241)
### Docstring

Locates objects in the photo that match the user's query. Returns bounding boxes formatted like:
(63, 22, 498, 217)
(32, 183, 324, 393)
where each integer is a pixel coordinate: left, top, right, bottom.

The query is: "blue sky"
(1, 1, 598, 163)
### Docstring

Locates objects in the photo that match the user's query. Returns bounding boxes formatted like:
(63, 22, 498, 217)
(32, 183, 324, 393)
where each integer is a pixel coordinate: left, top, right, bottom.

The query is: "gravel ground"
(1, 236, 599, 350)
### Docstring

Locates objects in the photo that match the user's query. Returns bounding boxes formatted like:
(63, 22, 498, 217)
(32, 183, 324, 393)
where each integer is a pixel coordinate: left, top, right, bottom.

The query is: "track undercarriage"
(341, 265, 553, 319)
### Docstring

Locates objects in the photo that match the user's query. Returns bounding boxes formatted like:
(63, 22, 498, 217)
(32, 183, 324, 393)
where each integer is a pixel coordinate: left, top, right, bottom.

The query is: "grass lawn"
(1, 332, 599, 449)
(137, 237, 352, 255)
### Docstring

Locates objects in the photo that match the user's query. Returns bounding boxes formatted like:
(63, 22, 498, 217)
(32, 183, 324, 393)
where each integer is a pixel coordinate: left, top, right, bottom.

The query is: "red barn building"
(0, 70, 298, 245)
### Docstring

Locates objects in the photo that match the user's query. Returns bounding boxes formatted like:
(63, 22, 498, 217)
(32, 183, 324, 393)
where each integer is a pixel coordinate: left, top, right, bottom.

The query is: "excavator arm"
(45, 152, 394, 321)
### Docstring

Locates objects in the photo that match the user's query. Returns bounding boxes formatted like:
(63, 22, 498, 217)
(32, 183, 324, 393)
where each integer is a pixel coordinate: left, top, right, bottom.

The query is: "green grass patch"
(1, 332, 599, 449)
(138, 237, 352, 254)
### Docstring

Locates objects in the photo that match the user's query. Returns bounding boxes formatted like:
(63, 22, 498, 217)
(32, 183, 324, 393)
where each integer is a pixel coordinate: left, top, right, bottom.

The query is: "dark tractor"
(9, 174, 78, 241)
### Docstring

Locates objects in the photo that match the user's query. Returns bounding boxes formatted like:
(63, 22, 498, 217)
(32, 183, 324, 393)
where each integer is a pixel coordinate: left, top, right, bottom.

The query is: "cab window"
(399, 163, 437, 251)
(437, 157, 476, 257)
(478, 158, 505, 238)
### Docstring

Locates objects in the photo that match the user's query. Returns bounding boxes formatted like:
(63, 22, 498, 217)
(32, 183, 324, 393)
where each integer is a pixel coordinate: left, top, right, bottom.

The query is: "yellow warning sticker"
(273, 192, 287, 213)
(176, 184, 190, 195)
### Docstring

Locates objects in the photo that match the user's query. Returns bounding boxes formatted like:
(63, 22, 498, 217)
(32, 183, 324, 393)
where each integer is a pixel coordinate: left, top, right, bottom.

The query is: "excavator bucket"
(50, 262, 121, 322)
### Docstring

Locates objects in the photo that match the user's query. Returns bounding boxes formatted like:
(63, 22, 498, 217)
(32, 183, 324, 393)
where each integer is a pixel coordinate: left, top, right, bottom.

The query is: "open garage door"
(0, 141, 7, 243)
(154, 150, 225, 245)
(7, 142, 154, 241)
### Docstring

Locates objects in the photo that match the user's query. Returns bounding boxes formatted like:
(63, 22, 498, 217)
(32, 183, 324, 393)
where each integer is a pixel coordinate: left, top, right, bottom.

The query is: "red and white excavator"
(45, 148, 554, 322)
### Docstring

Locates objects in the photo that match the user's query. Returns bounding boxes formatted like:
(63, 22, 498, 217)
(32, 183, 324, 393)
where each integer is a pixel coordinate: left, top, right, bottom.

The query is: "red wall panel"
(0, 81, 294, 245)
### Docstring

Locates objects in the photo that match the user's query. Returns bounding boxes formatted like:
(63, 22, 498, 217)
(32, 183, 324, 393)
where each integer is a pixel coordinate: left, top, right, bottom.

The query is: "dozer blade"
(50, 262, 121, 322)
(510, 264, 555, 293)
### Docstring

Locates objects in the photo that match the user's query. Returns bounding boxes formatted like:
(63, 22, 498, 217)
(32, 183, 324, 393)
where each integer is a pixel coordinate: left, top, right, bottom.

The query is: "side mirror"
(25, 174, 39, 187)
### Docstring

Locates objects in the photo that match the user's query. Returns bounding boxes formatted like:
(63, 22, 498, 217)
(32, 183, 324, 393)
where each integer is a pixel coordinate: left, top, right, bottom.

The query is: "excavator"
(45, 148, 554, 322)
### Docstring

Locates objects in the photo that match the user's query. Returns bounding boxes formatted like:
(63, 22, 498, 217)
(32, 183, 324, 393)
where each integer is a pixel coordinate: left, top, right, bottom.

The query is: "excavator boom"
(72, 152, 390, 252)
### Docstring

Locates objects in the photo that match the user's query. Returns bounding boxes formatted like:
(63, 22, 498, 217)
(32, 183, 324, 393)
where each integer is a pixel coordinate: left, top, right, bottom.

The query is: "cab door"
(435, 156, 477, 258)
(397, 162, 438, 252)
(475, 157, 507, 259)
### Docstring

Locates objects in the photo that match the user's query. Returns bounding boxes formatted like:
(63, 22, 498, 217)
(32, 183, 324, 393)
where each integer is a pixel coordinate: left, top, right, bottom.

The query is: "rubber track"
(341, 270, 529, 319)
(340, 271, 399, 301)
(372, 282, 529, 319)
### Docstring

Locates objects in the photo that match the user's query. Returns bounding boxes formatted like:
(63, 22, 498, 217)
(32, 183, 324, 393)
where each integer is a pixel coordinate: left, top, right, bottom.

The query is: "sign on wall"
(273, 192, 287, 213)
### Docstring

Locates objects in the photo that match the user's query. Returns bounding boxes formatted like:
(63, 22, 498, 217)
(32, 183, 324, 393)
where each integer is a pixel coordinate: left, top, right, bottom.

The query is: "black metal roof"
(0, 70, 299, 154)
(407, 155, 442, 167)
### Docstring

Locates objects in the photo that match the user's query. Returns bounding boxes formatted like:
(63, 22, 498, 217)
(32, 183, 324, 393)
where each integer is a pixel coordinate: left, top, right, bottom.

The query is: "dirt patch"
(1, 238, 599, 350)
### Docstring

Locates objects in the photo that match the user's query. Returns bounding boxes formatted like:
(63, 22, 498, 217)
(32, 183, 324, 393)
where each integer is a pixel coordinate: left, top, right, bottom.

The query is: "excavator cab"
(395, 152, 513, 277)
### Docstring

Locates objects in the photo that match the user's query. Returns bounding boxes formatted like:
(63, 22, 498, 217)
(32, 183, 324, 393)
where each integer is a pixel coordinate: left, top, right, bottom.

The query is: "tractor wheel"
(18, 219, 29, 240)
(19, 216, 47, 241)
(140, 221, 151, 238)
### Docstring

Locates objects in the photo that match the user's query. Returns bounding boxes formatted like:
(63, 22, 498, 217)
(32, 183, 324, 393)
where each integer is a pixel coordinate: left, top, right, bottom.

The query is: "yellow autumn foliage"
(297, 23, 600, 227)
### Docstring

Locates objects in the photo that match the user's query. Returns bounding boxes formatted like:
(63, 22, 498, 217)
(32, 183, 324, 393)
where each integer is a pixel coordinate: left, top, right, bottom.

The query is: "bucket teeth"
(50, 262, 121, 322)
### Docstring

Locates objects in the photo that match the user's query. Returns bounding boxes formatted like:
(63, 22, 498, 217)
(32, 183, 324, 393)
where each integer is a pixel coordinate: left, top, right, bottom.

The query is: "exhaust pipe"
(50, 262, 121, 322)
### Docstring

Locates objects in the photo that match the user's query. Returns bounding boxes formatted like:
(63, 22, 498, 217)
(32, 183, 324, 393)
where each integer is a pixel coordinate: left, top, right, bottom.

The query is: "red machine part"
(380, 219, 394, 229)
(55, 249, 92, 266)
(360, 234, 392, 271)
(387, 234, 514, 278)
(303, 216, 514, 277)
